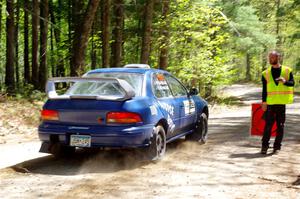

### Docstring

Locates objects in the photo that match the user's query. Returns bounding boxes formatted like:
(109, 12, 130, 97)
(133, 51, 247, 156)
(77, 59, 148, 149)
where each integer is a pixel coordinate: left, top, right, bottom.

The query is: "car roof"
(87, 67, 171, 75)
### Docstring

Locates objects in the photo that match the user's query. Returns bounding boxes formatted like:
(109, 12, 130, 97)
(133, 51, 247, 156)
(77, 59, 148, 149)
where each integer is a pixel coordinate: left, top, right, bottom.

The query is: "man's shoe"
(261, 147, 268, 154)
(273, 148, 280, 154)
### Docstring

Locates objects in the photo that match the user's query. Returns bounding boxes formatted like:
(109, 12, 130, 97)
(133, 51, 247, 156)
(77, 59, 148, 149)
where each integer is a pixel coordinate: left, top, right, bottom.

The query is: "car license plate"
(70, 135, 91, 147)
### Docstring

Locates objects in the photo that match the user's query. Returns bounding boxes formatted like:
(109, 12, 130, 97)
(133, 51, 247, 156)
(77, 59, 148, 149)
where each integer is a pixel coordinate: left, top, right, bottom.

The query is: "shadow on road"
(11, 149, 150, 175)
(10, 139, 188, 176)
(229, 152, 273, 159)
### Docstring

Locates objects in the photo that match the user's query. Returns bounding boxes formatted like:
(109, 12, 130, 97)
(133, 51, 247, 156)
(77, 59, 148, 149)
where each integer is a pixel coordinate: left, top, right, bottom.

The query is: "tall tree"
(31, 0, 39, 88)
(0, 0, 2, 37)
(276, 0, 282, 48)
(68, 0, 72, 71)
(15, 0, 20, 85)
(246, 53, 251, 81)
(5, 0, 15, 93)
(70, 0, 100, 76)
(111, 0, 124, 67)
(158, 0, 170, 70)
(39, 0, 49, 90)
(140, 0, 154, 64)
(24, 0, 30, 83)
(101, 0, 111, 68)
(91, 22, 97, 69)
(50, 0, 64, 77)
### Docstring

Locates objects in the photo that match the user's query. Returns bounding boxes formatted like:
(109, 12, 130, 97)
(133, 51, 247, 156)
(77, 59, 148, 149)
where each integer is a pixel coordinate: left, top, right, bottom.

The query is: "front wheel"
(146, 125, 166, 160)
(186, 112, 208, 143)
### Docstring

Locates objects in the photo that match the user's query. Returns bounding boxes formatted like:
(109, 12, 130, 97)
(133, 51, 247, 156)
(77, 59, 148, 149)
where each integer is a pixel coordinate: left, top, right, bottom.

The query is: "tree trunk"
(69, 0, 87, 76)
(261, 47, 268, 71)
(70, 0, 100, 76)
(24, 0, 30, 83)
(49, 0, 64, 77)
(101, 0, 111, 68)
(246, 53, 251, 81)
(49, 0, 55, 76)
(50, 21, 55, 77)
(91, 22, 97, 70)
(275, 0, 282, 48)
(136, 18, 141, 62)
(5, 0, 15, 93)
(32, 0, 39, 88)
(56, 0, 64, 77)
(140, 0, 154, 64)
(111, 0, 124, 67)
(0, 0, 2, 38)
(15, 0, 20, 85)
(39, 0, 49, 90)
(68, 0, 71, 72)
(158, 0, 170, 70)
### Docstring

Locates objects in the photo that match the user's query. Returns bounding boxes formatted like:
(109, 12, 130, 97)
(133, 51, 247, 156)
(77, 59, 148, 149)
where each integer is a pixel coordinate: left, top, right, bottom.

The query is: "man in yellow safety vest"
(261, 51, 294, 154)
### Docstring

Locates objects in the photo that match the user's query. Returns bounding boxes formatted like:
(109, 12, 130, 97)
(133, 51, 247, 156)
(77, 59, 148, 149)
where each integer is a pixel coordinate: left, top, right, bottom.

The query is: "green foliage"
(164, 0, 236, 97)
(15, 84, 46, 101)
(0, 0, 300, 100)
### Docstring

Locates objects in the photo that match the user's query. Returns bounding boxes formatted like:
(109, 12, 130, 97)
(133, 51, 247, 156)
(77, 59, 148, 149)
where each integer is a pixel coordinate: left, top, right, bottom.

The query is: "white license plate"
(70, 135, 91, 147)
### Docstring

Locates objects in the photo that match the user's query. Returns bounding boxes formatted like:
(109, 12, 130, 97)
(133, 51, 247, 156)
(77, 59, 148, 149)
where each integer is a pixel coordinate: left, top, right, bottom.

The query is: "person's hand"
(275, 77, 286, 83)
(262, 103, 267, 112)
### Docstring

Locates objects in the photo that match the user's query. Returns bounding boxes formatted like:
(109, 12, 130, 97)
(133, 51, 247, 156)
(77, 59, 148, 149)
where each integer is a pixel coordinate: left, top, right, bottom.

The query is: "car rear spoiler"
(46, 77, 135, 101)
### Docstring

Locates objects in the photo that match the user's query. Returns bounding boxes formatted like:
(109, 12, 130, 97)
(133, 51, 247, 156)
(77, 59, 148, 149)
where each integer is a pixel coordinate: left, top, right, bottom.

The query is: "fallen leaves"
(0, 99, 42, 144)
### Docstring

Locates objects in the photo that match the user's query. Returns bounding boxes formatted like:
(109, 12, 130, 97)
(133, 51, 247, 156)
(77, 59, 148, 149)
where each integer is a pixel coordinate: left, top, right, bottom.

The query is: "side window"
(152, 73, 172, 98)
(165, 75, 187, 97)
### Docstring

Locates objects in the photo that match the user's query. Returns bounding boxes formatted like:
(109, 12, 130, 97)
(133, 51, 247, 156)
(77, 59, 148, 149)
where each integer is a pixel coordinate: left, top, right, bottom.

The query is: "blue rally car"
(39, 64, 209, 160)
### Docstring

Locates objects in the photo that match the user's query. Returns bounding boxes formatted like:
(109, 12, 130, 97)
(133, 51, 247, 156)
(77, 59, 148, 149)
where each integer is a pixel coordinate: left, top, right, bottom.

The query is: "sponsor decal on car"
(158, 102, 174, 116)
(150, 105, 158, 115)
(167, 114, 176, 134)
(183, 99, 196, 115)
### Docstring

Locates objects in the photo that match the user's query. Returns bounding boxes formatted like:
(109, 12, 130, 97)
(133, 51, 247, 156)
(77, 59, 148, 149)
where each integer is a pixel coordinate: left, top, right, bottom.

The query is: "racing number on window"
(152, 73, 172, 98)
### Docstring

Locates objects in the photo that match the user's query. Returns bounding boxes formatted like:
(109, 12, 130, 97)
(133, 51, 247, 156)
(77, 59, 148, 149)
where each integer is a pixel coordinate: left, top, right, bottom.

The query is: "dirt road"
(0, 84, 299, 199)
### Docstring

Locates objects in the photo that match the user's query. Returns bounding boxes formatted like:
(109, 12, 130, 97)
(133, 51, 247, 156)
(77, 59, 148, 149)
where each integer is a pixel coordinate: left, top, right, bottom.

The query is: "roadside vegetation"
(0, 0, 298, 100)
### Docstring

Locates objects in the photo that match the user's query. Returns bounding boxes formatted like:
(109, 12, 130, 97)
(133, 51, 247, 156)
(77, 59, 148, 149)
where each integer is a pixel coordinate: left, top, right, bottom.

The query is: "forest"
(0, 0, 299, 99)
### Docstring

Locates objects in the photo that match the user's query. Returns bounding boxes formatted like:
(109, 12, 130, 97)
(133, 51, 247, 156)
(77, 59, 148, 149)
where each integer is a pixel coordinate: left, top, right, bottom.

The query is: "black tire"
(186, 112, 208, 143)
(49, 142, 75, 158)
(146, 125, 166, 160)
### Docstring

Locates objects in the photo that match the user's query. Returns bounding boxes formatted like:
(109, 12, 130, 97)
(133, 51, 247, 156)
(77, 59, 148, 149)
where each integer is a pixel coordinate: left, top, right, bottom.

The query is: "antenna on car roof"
(123, 64, 150, 69)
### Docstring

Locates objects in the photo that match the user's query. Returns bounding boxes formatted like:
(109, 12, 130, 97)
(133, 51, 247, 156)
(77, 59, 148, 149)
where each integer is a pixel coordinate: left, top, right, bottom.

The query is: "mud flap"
(39, 142, 51, 153)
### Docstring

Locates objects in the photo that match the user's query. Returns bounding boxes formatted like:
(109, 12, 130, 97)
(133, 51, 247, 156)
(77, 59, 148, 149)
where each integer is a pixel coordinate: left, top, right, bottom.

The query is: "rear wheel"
(146, 125, 166, 160)
(186, 112, 208, 143)
(49, 142, 75, 158)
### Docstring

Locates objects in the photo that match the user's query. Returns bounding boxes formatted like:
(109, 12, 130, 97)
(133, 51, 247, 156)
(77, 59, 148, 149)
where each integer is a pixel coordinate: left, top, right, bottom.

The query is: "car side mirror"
(189, 88, 199, 95)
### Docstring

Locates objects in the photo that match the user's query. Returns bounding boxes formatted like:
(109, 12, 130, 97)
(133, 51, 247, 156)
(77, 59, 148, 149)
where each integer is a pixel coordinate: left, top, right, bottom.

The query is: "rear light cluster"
(106, 112, 142, 124)
(40, 109, 142, 124)
(41, 109, 59, 121)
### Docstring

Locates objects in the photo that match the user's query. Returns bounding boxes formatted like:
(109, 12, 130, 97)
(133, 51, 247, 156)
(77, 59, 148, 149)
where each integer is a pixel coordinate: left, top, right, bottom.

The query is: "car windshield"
(65, 72, 143, 97)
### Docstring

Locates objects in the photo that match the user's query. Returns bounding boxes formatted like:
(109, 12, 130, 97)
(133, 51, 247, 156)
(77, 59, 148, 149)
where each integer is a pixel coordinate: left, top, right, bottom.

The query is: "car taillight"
(41, 109, 59, 121)
(106, 112, 142, 124)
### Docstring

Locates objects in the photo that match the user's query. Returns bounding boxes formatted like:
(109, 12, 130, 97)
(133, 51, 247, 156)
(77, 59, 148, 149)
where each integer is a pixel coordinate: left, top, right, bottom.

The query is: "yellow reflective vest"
(262, 66, 294, 105)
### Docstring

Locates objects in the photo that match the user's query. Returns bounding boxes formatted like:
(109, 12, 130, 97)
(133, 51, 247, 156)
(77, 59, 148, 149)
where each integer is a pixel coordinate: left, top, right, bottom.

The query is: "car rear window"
(75, 72, 143, 96)
(65, 81, 126, 98)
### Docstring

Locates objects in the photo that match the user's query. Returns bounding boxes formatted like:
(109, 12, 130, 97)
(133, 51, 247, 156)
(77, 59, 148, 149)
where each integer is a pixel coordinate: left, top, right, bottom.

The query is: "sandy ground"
(0, 84, 299, 199)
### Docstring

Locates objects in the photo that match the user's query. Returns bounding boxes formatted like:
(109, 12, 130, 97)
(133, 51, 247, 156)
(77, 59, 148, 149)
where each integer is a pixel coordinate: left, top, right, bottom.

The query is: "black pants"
(262, 105, 286, 149)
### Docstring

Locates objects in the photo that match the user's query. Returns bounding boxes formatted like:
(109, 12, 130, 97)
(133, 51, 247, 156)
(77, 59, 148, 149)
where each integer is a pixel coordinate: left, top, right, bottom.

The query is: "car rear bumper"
(38, 123, 154, 148)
